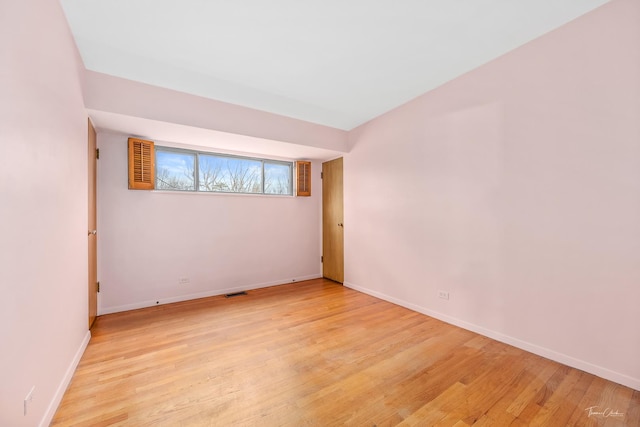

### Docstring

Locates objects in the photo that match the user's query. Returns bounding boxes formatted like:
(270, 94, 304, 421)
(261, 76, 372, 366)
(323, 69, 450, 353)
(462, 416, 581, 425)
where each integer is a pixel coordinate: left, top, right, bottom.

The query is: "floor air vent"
(225, 291, 248, 298)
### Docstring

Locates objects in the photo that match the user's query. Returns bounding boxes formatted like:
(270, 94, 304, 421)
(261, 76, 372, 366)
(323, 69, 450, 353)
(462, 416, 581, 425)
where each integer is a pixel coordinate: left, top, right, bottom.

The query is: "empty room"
(1, 0, 639, 426)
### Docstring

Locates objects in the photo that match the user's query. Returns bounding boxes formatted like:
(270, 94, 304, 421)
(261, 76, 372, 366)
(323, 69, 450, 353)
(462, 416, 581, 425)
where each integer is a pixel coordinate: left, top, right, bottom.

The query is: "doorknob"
(88, 230, 97, 235)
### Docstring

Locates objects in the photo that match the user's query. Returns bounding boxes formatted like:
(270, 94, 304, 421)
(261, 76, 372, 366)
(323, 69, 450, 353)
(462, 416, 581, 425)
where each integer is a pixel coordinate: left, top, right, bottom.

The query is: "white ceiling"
(61, 0, 610, 131)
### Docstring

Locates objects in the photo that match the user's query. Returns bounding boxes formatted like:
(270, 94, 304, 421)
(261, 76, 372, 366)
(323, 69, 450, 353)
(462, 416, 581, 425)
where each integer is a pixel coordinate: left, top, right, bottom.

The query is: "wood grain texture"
(127, 137, 154, 190)
(322, 157, 344, 283)
(296, 160, 311, 197)
(52, 279, 638, 426)
(87, 118, 98, 329)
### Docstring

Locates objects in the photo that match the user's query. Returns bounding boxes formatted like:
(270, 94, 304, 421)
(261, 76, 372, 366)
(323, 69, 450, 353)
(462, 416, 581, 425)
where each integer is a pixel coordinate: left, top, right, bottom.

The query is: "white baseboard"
(100, 275, 322, 315)
(344, 281, 640, 392)
(40, 330, 91, 427)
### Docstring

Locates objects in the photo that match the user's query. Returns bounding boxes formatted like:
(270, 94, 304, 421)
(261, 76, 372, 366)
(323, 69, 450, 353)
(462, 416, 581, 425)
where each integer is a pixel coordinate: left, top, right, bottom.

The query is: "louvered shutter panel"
(128, 137, 155, 190)
(296, 161, 311, 197)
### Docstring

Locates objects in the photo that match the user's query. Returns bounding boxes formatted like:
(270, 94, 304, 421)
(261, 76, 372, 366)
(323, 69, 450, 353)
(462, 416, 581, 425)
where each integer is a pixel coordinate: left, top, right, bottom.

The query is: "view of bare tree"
(156, 150, 291, 195)
(226, 160, 260, 193)
(156, 165, 195, 190)
(199, 160, 224, 191)
(264, 175, 290, 194)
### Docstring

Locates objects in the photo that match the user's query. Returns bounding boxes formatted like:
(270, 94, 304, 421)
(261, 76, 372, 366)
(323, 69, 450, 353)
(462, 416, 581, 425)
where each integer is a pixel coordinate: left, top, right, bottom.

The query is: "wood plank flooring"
(52, 279, 639, 426)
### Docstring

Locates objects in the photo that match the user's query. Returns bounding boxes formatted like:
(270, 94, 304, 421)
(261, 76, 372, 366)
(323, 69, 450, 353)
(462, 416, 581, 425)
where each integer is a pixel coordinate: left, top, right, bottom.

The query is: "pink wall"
(0, 1, 91, 426)
(345, 0, 640, 390)
(2, 3, 637, 426)
(97, 132, 323, 313)
(84, 71, 348, 153)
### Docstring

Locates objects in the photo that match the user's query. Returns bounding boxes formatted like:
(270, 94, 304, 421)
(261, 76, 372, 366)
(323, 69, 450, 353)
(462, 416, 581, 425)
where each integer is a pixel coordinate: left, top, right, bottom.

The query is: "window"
(155, 146, 293, 196)
(265, 162, 293, 195)
(156, 149, 195, 191)
(198, 153, 262, 193)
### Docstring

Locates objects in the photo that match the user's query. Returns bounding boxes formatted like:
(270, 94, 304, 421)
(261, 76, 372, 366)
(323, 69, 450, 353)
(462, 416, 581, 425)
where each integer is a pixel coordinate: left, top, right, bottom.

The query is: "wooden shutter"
(296, 161, 311, 197)
(128, 137, 155, 190)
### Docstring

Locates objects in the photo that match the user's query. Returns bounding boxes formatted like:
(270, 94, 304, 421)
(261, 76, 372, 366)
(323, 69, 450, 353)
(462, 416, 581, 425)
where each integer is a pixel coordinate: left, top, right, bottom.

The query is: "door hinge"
(321, 172, 323, 179)
(321, 256, 323, 263)
(96, 148, 100, 159)
(96, 282, 100, 293)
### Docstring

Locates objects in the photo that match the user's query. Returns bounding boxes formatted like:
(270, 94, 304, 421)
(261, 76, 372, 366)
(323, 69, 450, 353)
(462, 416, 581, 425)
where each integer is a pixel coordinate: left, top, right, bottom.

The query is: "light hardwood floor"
(52, 279, 639, 426)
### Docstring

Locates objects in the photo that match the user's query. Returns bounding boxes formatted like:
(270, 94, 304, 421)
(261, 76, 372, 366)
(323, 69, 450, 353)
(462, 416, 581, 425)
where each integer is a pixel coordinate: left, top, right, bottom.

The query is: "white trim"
(100, 275, 322, 315)
(40, 330, 91, 427)
(344, 281, 640, 392)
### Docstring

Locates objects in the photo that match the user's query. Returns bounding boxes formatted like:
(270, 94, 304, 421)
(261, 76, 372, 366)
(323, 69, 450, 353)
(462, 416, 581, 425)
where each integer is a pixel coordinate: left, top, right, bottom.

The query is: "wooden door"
(322, 157, 344, 283)
(88, 119, 98, 328)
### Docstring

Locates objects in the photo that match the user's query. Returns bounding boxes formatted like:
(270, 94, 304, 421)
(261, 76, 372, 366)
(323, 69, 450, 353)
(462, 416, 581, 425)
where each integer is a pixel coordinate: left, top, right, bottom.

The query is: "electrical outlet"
(438, 291, 450, 300)
(24, 386, 35, 416)
(178, 277, 190, 285)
